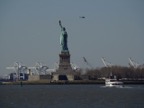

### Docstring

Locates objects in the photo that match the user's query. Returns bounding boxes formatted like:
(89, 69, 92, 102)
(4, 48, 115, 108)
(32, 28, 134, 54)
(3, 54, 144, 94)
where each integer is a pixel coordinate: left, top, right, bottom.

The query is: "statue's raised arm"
(59, 20, 63, 30)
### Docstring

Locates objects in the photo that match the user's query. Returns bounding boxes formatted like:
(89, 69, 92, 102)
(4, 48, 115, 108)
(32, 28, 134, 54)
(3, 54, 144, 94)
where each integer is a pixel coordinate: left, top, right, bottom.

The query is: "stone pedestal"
(58, 52, 72, 72)
(52, 51, 75, 81)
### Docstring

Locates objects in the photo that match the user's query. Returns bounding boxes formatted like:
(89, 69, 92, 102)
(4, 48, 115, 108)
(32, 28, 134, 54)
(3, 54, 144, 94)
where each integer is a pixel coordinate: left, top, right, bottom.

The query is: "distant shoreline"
(1, 80, 144, 85)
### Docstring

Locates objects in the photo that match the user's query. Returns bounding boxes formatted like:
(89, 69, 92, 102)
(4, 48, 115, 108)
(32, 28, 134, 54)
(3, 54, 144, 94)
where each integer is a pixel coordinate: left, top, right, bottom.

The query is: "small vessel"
(105, 73, 124, 87)
(105, 78, 123, 87)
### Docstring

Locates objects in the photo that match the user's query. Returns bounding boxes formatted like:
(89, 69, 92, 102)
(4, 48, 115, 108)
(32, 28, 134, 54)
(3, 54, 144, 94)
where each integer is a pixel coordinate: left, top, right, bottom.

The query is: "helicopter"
(79, 16, 85, 19)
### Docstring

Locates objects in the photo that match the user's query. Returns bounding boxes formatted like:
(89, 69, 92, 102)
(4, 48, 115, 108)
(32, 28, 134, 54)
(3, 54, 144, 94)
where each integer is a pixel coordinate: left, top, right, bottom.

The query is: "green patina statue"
(59, 20, 69, 52)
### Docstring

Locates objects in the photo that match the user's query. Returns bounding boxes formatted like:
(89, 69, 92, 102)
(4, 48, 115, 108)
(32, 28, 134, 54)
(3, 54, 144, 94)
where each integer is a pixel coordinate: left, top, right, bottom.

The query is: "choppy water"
(0, 85, 144, 108)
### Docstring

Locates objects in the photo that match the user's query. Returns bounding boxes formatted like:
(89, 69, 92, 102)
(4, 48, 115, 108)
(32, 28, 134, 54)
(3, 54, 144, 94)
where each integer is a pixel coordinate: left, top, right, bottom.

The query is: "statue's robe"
(60, 30, 68, 51)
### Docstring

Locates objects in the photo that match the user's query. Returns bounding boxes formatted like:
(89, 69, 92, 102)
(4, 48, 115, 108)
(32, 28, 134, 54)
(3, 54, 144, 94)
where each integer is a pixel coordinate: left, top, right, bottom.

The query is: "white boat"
(105, 78, 124, 87)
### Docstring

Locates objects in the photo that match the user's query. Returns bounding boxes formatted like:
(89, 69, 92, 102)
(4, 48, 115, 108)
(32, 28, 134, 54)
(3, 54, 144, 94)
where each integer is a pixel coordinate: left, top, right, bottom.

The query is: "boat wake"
(100, 85, 133, 89)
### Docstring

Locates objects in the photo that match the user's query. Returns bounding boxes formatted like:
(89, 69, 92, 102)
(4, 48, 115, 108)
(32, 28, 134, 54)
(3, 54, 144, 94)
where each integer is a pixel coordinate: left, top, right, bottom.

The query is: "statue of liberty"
(59, 20, 69, 52)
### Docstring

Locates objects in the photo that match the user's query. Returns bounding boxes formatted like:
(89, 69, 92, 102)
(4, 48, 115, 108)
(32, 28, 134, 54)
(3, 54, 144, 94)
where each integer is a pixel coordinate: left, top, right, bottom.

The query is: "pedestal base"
(52, 51, 75, 81)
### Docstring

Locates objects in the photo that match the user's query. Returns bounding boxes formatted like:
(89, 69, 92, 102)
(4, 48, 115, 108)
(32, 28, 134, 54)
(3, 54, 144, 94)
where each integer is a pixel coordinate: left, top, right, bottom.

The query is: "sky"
(0, 0, 144, 76)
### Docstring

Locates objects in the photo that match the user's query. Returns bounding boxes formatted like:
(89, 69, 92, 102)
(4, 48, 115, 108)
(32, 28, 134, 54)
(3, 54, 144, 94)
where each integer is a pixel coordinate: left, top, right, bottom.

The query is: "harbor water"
(0, 85, 144, 108)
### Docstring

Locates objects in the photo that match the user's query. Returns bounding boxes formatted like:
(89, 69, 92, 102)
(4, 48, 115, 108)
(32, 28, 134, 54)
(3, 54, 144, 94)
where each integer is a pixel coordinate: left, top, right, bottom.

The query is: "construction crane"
(28, 62, 49, 75)
(82, 57, 93, 68)
(128, 57, 140, 68)
(71, 63, 80, 71)
(45, 62, 58, 75)
(101, 57, 113, 67)
(6, 62, 27, 80)
(101, 57, 115, 79)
